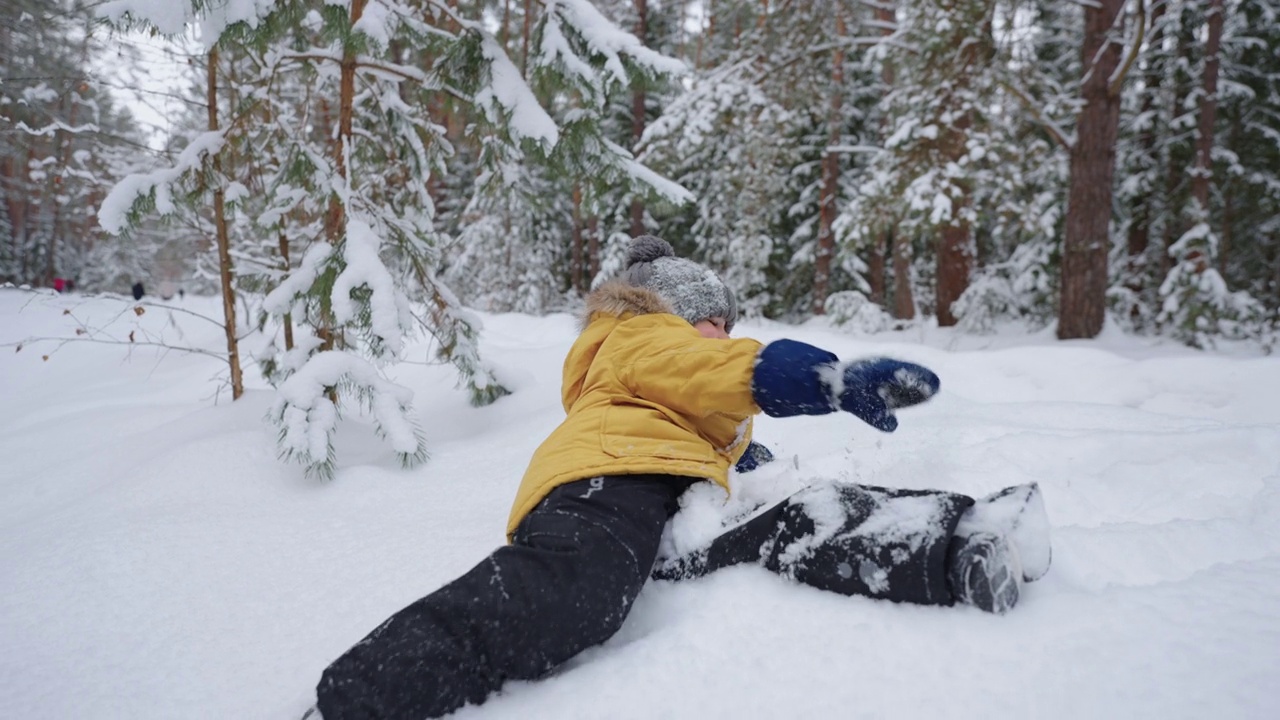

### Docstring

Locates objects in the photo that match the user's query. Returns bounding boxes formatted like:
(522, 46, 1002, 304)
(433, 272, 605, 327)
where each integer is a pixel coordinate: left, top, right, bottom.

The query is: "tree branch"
(999, 79, 1073, 149)
(1109, 0, 1147, 97)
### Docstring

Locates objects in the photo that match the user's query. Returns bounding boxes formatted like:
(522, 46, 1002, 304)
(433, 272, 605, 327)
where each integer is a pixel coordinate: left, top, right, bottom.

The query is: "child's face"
(694, 317, 730, 339)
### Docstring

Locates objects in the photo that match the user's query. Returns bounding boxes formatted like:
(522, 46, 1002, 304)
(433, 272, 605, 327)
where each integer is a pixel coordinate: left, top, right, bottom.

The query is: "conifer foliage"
(97, 0, 689, 478)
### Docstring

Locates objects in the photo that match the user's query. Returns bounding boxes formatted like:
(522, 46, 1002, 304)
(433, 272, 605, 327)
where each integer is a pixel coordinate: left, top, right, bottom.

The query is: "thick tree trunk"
(936, 221, 970, 326)
(936, 107, 973, 327)
(207, 49, 244, 400)
(876, 3, 913, 319)
(629, 0, 649, 238)
(812, 13, 845, 315)
(1057, 0, 1125, 340)
(868, 233, 886, 305)
(892, 231, 916, 320)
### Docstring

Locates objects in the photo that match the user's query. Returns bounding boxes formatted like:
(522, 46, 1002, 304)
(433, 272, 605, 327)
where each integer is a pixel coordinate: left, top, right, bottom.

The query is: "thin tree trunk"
(279, 229, 294, 351)
(1220, 114, 1240, 275)
(319, 0, 367, 360)
(571, 184, 585, 294)
(587, 215, 600, 284)
(1126, 0, 1167, 286)
(500, 0, 511, 49)
(326, 0, 366, 246)
(522, 0, 533, 78)
(812, 13, 845, 315)
(696, 0, 715, 70)
(208, 48, 244, 400)
(1190, 0, 1223, 212)
(1058, 0, 1126, 340)
(1162, 21, 1195, 277)
(630, 0, 649, 238)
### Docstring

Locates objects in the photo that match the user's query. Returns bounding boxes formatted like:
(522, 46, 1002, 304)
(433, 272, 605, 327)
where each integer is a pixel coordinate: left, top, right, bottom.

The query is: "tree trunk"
(936, 222, 970, 326)
(587, 215, 600, 284)
(812, 13, 845, 315)
(571, 184, 585, 294)
(1190, 0, 1223, 212)
(522, 0, 533, 77)
(326, 0, 366, 246)
(868, 233, 886, 305)
(1125, 0, 1167, 282)
(936, 106, 973, 327)
(892, 231, 916, 320)
(207, 49, 244, 400)
(318, 0, 367, 360)
(877, 2, 913, 319)
(279, 229, 294, 351)
(1057, 0, 1125, 340)
(629, 0, 649, 237)
(1220, 115, 1240, 275)
(696, 0, 714, 70)
(1162, 19, 1195, 277)
(500, 0, 510, 49)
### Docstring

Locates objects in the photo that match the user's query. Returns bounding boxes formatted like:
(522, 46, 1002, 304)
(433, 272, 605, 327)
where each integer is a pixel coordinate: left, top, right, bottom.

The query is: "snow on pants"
(653, 483, 974, 606)
(315, 474, 692, 720)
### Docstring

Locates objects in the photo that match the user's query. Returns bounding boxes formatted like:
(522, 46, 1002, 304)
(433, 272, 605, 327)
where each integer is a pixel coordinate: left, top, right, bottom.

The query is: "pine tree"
(100, 0, 692, 478)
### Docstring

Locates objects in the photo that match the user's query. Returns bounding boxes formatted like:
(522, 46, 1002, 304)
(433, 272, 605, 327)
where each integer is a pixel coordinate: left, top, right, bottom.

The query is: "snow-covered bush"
(825, 291, 893, 333)
(953, 240, 1056, 333)
(1157, 222, 1274, 350)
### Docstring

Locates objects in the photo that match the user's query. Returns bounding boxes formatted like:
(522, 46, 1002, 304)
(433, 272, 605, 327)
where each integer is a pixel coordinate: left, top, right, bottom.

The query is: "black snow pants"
(654, 483, 974, 606)
(316, 474, 691, 720)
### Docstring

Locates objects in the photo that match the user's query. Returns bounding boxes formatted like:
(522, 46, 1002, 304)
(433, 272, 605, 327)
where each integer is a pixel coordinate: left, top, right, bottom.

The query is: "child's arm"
(617, 331, 939, 431)
(751, 339, 939, 432)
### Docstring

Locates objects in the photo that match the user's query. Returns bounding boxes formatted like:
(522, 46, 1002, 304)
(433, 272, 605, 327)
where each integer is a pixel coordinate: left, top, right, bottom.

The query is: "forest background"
(3, 0, 1278, 476)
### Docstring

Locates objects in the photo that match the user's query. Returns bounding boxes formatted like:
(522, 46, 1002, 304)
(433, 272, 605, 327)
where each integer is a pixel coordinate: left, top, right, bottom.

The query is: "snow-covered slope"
(2, 289, 1278, 719)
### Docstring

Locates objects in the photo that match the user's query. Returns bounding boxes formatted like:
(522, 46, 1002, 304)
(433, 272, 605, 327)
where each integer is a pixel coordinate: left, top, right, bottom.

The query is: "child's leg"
(316, 475, 689, 720)
(654, 483, 974, 606)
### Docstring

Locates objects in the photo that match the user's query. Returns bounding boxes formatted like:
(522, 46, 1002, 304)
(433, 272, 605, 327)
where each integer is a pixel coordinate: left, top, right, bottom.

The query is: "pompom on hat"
(620, 235, 737, 332)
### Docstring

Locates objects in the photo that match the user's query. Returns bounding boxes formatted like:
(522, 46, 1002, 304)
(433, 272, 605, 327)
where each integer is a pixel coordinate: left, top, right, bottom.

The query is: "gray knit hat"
(620, 235, 737, 332)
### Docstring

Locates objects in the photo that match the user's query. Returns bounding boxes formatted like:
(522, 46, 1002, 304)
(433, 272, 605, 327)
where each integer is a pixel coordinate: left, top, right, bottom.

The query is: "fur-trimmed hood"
(579, 281, 676, 331)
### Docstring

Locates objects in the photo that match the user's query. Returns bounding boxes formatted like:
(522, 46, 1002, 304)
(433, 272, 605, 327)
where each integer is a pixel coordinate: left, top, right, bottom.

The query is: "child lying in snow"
(306, 236, 1050, 720)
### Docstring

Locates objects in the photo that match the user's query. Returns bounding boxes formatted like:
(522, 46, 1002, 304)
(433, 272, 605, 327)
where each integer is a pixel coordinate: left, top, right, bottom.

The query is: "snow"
(475, 34, 559, 149)
(98, 130, 226, 234)
(98, 0, 278, 48)
(2, 289, 1279, 719)
(331, 218, 412, 358)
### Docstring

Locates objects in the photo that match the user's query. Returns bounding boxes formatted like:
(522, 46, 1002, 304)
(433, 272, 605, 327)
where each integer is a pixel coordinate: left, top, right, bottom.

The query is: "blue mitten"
(832, 358, 940, 432)
(752, 340, 940, 432)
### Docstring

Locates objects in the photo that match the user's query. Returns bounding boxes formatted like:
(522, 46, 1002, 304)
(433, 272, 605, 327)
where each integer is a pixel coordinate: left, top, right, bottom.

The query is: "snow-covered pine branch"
(272, 350, 427, 480)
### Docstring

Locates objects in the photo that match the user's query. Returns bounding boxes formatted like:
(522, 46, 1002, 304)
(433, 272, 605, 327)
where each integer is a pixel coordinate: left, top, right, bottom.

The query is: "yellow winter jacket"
(506, 282, 765, 539)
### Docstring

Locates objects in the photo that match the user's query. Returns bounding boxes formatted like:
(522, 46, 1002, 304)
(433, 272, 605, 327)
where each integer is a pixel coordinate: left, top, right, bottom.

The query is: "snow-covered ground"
(2, 288, 1278, 720)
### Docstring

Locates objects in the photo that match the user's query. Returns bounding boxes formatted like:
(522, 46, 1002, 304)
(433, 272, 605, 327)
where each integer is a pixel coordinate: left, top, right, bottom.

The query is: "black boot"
(955, 483, 1051, 583)
(946, 531, 1022, 614)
